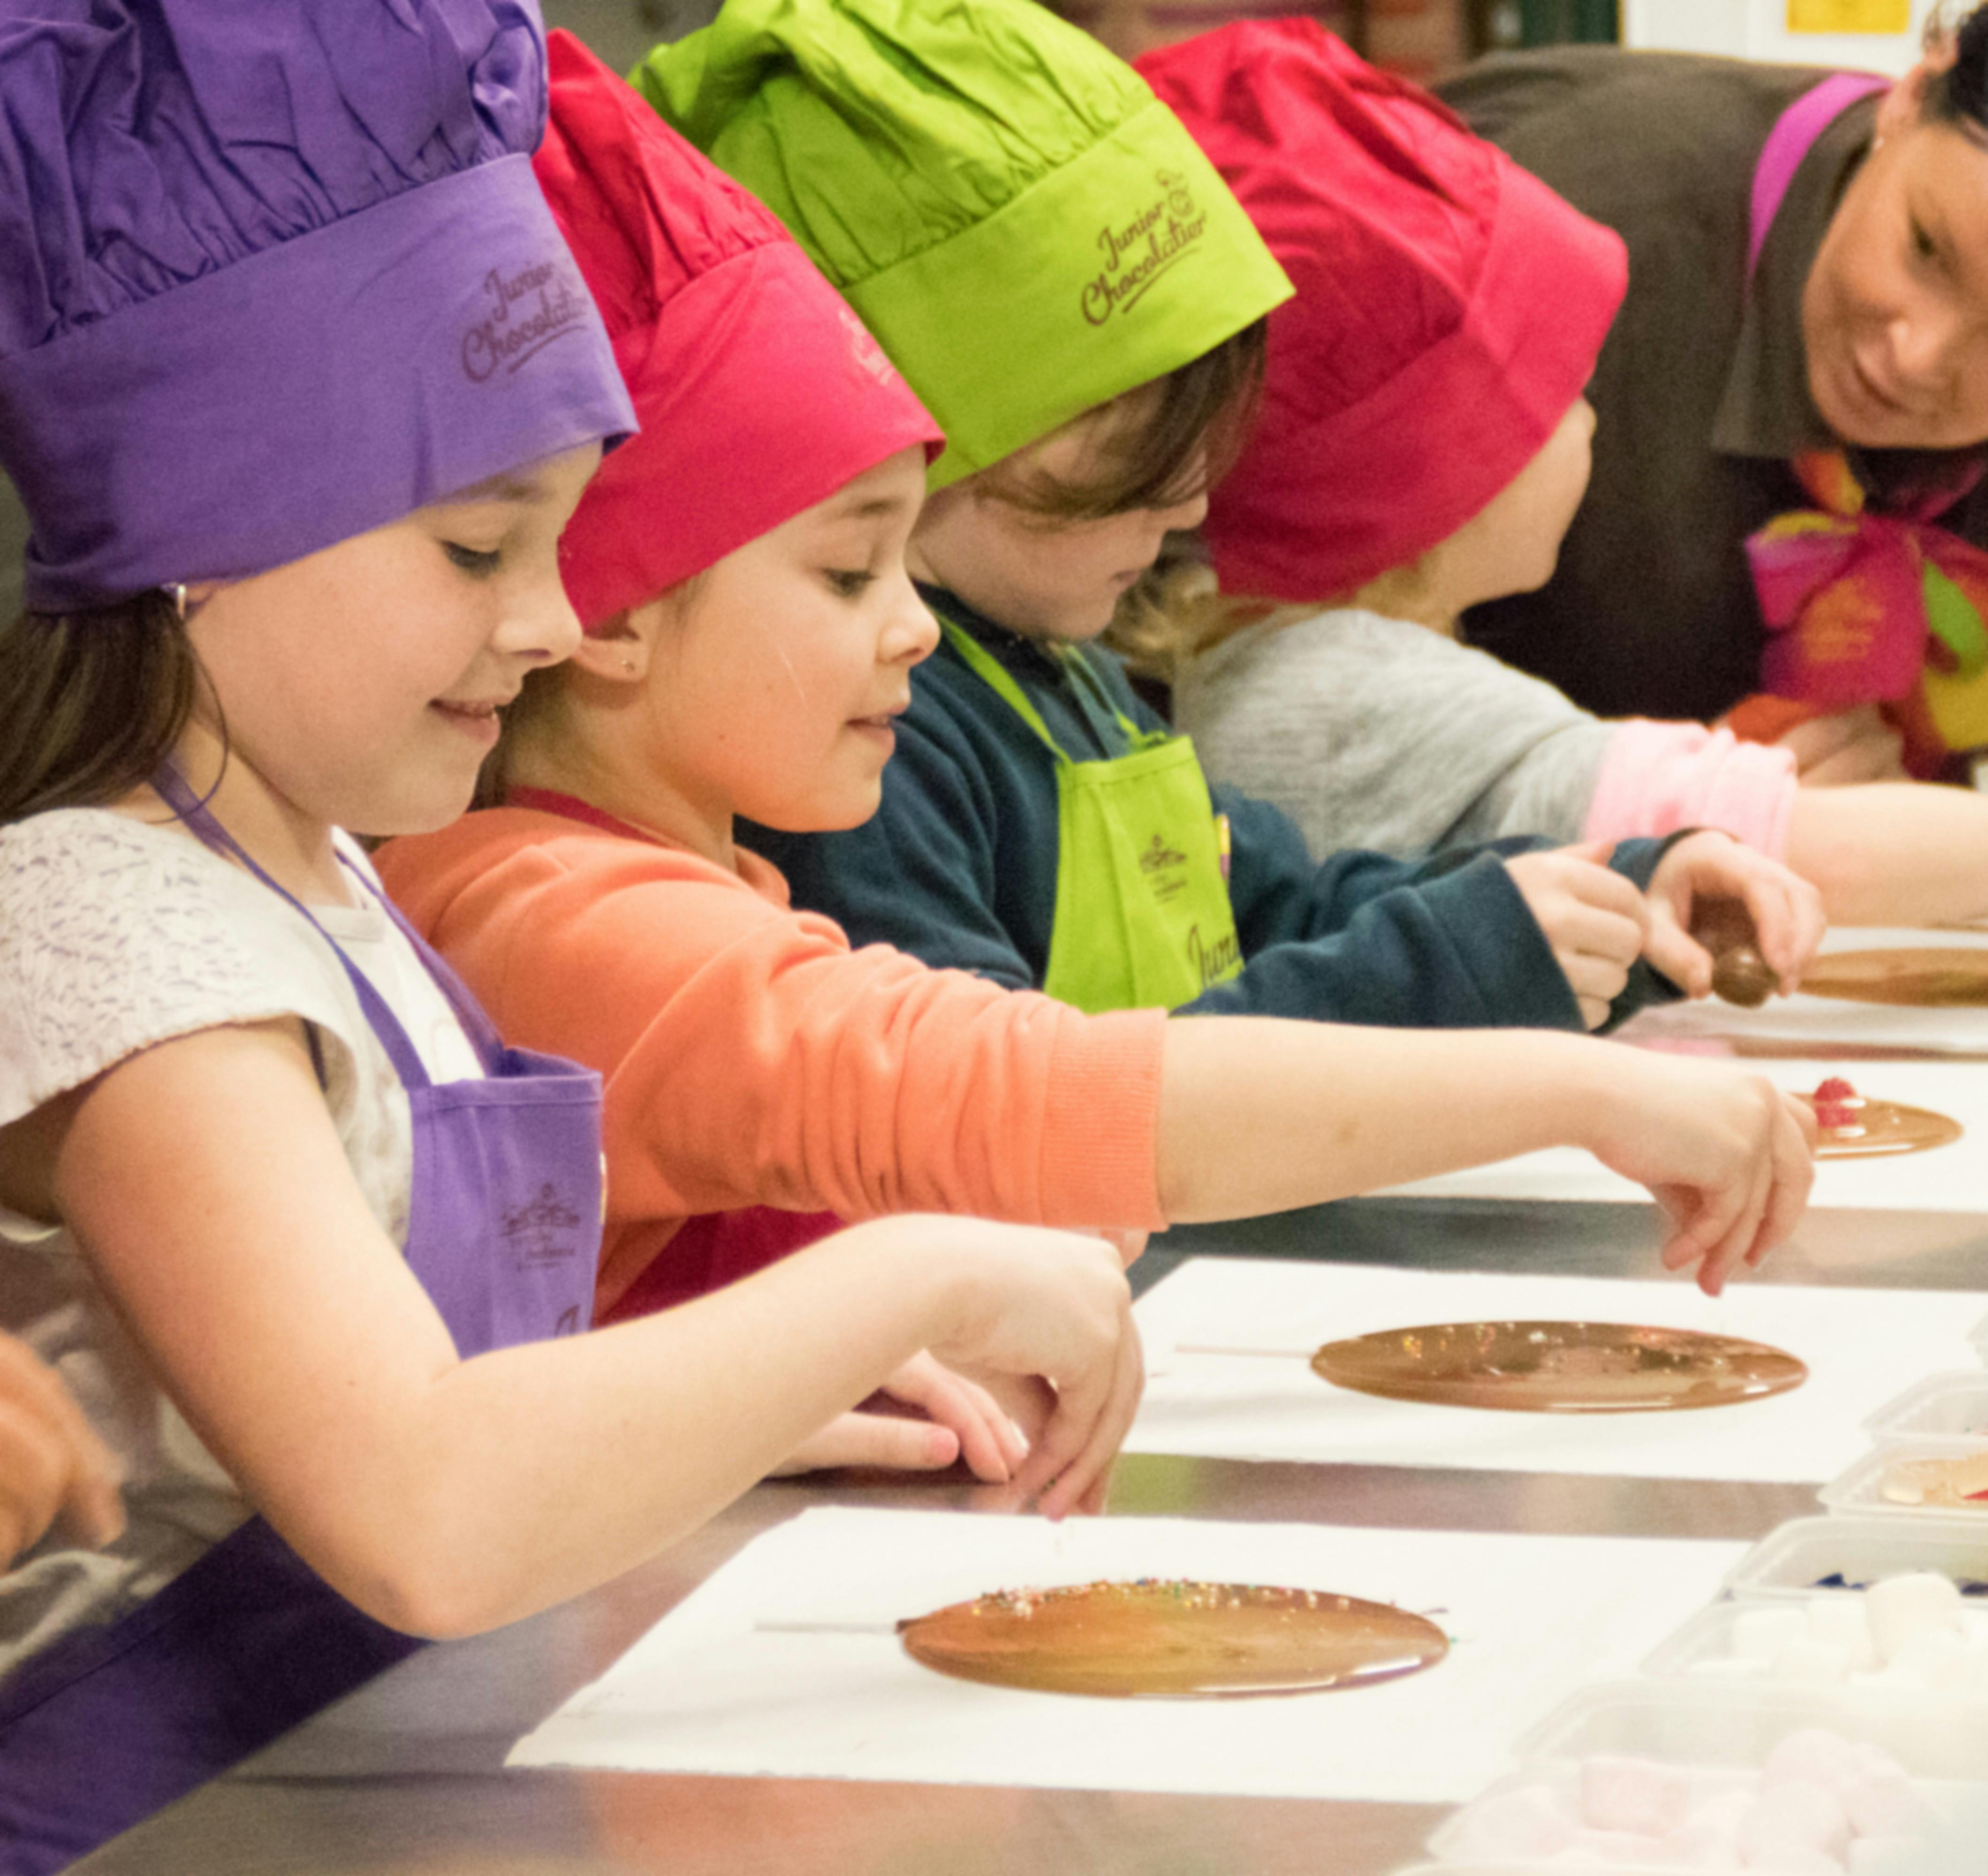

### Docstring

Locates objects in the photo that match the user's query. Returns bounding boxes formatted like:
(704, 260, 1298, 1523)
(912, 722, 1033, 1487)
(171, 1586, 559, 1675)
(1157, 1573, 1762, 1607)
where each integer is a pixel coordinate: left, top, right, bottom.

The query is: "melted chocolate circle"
(1310, 1321, 1807, 1413)
(1807, 1094, 1963, 1158)
(898, 1580, 1449, 1698)
(1800, 948, 1988, 1007)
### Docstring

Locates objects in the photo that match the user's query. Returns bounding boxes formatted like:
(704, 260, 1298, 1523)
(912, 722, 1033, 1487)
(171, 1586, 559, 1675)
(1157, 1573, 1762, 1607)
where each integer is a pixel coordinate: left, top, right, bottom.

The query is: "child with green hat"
(638, 0, 1819, 1040)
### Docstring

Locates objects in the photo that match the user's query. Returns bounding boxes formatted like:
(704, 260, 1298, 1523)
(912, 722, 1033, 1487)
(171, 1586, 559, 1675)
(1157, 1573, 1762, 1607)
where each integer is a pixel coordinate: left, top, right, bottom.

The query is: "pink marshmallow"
(1450, 1784, 1577, 1859)
(1842, 1763, 1930, 1839)
(1760, 1729, 1860, 1790)
(1581, 1753, 1694, 1837)
(1738, 1778, 1851, 1865)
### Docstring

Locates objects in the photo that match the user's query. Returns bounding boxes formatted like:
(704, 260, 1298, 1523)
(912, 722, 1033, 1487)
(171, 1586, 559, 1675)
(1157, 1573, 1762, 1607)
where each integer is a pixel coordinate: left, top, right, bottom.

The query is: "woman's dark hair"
(1926, 6, 1988, 135)
(979, 316, 1269, 522)
(0, 594, 205, 824)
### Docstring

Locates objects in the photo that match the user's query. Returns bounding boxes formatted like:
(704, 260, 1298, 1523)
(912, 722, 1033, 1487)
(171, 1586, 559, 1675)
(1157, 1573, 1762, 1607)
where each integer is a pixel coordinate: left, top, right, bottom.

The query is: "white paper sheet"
(508, 1506, 1744, 1803)
(1621, 926, 1988, 1052)
(1381, 1058, 1988, 1210)
(1130, 1260, 1983, 1482)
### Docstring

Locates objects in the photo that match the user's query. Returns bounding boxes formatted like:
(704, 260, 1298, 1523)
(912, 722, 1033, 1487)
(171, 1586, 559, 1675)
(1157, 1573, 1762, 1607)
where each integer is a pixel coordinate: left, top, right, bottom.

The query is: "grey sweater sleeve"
(1173, 606, 1622, 862)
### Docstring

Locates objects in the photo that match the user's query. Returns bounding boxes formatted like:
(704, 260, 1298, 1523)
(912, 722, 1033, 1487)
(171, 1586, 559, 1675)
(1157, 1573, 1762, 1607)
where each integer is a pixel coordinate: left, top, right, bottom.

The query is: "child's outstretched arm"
(1784, 782, 1988, 927)
(1155, 1020, 1815, 1296)
(41, 1020, 1138, 1638)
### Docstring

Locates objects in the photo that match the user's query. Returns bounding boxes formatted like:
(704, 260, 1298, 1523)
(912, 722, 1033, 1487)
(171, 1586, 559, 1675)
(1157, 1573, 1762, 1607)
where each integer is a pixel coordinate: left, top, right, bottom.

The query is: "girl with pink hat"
(0, 6, 1142, 1862)
(379, 27, 1821, 1356)
(1140, 18, 1988, 930)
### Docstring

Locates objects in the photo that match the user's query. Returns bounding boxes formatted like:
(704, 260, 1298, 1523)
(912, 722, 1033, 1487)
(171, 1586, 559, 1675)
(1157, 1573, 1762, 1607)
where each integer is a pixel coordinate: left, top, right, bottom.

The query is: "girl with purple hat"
(0, 5, 1141, 1865)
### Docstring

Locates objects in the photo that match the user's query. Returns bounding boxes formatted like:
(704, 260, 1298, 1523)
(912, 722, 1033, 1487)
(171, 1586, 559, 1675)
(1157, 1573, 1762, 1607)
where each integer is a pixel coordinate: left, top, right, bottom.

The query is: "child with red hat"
(379, 25, 1821, 1343)
(1140, 19, 1988, 928)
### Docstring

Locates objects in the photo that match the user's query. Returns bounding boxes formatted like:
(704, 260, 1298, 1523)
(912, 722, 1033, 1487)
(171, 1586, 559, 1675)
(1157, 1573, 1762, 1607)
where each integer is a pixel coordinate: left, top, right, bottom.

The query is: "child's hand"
(1643, 832, 1826, 999)
(1504, 843, 1650, 1029)
(766, 1351, 1028, 1482)
(1776, 704, 1906, 785)
(919, 1218, 1143, 1520)
(1580, 1052, 1817, 1295)
(0, 1332, 124, 1568)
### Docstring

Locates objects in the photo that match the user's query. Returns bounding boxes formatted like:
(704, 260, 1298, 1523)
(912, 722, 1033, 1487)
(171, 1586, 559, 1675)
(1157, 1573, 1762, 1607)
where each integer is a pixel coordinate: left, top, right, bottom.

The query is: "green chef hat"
(632, 0, 1292, 488)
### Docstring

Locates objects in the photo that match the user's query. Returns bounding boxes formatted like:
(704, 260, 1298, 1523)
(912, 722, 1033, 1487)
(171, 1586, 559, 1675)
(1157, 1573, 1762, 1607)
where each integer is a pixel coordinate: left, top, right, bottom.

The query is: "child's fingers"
(1743, 1097, 1817, 1269)
(1639, 913, 1715, 999)
(1036, 1320, 1145, 1522)
(880, 1356, 1022, 1483)
(0, 1400, 64, 1566)
(0, 1338, 123, 1559)
(766, 1411, 960, 1478)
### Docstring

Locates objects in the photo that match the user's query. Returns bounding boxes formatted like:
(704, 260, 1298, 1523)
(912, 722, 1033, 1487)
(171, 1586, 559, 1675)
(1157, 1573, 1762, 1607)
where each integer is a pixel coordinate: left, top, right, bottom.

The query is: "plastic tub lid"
(1864, 1371, 1988, 1446)
(1724, 1514, 1988, 1601)
(1821, 1442, 1988, 1520)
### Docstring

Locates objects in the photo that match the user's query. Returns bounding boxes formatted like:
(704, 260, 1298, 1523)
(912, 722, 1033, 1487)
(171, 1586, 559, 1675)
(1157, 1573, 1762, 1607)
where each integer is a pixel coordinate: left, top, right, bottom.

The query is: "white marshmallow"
(1449, 1783, 1577, 1859)
(1776, 1638, 1854, 1687)
(1804, 1598, 1870, 1650)
(1581, 1753, 1693, 1837)
(1866, 1573, 1965, 1665)
(1734, 1606, 1808, 1664)
(1804, 1597, 1877, 1672)
(1690, 1655, 1770, 1679)
(1888, 1627, 1967, 1691)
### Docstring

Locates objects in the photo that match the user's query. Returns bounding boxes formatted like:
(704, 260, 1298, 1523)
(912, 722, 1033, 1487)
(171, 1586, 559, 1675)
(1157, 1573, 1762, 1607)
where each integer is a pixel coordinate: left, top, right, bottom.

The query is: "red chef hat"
(1139, 21, 1625, 603)
(535, 31, 942, 630)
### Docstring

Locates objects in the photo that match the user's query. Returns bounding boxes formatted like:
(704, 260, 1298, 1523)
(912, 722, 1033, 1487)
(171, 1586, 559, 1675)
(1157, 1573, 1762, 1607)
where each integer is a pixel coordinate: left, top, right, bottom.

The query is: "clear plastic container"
(1864, 1372, 1988, 1446)
(1821, 1443, 1988, 1520)
(1723, 1514, 1988, 1601)
(1424, 1682, 1988, 1871)
(1641, 1597, 1988, 1699)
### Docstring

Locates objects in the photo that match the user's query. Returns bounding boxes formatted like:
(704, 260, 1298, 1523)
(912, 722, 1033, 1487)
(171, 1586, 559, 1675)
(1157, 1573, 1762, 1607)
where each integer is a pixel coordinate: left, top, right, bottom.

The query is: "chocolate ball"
(1713, 944, 1776, 1008)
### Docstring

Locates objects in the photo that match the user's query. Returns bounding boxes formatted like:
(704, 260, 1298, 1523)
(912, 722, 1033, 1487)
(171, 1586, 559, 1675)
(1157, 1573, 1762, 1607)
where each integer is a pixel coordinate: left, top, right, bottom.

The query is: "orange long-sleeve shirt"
(376, 807, 1169, 1315)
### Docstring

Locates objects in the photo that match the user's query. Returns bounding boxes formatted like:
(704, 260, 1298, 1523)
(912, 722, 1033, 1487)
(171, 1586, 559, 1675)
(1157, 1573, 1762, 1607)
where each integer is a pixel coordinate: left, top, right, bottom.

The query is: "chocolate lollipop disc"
(1800, 948, 1988, 1007)
(1311, 1321, 1806, 1413)
(1811, 1097, 1962, 1158)
(899, 1580, 1447, 1698)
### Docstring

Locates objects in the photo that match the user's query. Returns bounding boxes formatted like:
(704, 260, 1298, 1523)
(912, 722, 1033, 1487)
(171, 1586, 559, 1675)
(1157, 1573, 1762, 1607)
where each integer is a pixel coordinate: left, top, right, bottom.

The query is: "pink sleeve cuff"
(1584, 720, 1798, 858)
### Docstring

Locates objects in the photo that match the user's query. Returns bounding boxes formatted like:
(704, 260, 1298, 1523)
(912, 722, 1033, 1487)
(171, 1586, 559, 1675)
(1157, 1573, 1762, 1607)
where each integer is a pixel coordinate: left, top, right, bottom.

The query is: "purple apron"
(0, 774, 603, 1875)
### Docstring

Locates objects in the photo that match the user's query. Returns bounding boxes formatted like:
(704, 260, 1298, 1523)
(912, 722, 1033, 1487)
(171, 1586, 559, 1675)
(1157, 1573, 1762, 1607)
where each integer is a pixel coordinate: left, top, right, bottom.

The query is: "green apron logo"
(1082, 171, 1207, 326)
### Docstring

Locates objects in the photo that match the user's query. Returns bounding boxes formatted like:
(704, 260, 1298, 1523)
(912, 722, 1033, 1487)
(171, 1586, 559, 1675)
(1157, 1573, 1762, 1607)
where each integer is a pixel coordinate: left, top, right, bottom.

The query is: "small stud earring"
(165, 582, 189, 621)
(622, 657, 637, 673)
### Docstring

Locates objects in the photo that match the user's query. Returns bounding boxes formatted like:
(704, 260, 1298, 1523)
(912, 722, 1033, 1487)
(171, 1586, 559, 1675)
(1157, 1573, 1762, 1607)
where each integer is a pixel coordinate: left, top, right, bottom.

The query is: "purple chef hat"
(0, 0, 636, 613)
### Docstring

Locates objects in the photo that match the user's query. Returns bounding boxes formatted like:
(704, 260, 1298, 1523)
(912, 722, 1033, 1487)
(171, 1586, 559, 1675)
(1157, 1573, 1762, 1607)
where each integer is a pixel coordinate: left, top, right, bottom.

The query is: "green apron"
(941, 617, 1244, 1015)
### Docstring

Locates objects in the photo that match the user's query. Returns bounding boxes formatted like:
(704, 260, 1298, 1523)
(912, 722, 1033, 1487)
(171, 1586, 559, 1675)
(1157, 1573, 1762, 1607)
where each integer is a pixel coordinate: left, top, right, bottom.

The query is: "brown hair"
(1927, 4, 1988, 135)
(977, 318, 1269, 522)
(0, 595, 208, 825)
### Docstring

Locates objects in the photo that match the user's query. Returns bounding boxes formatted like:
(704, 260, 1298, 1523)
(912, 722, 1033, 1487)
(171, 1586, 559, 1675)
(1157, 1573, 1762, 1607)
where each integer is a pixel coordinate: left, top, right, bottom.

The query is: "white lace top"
(0, 809, 482, 1676)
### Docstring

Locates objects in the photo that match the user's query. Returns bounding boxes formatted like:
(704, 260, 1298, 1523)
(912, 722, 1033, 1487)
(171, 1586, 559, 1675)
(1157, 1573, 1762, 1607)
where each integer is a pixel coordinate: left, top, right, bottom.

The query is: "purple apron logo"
(501, 1181, 583, 1270)
(462, 257, 592, 381)
(1082, 171, 1207, 327)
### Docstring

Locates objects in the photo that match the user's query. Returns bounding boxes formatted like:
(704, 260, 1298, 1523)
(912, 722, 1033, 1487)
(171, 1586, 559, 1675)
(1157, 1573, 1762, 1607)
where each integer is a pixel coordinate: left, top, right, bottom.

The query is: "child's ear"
(566, 605, 654, 684)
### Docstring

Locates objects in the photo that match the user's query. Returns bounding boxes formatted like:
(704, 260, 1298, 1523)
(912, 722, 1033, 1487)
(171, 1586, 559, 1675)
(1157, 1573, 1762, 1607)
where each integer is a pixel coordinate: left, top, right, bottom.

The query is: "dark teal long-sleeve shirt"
(745, 590, 1682, 1030)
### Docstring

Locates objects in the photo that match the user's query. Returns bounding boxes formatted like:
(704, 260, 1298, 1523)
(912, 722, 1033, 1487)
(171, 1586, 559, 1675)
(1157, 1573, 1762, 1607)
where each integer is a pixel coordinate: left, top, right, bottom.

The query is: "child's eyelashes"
(442, 541, 504, 577)
(821, 567, 877, 598)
